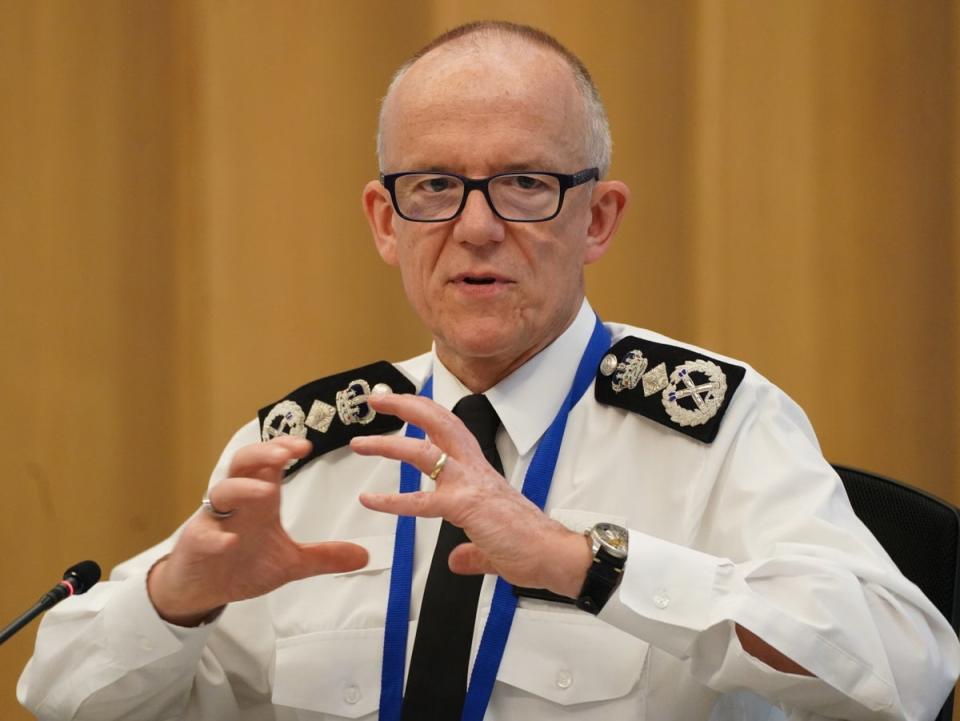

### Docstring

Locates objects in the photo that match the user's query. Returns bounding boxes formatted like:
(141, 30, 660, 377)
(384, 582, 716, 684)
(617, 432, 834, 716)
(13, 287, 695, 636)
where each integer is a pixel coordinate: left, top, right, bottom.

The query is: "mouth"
(452, 272, 513, 285)
(449, 272, 515, 297)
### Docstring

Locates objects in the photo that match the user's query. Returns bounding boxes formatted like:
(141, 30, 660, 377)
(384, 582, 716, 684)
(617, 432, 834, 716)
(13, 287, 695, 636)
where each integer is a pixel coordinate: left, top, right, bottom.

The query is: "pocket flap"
(273, 627, 383, 718)
(495, 607, 648, 706)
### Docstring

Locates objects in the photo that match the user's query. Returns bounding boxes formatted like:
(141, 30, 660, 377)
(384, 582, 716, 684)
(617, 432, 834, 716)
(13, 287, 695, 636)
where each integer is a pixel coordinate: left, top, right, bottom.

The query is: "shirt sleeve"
(598, 378, 960, 721)
(17, 420, 270, 721)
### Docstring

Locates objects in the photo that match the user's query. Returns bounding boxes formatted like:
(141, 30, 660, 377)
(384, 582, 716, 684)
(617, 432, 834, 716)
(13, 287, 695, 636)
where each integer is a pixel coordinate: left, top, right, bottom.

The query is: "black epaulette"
(257, 361, 416, 476)
(594, 336, 746, 443)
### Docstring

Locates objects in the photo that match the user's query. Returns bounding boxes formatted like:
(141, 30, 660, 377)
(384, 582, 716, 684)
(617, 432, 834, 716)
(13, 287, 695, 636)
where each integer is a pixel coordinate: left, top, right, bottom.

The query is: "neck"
(436, 304, 584, 393)
(437, 345, 543, 394)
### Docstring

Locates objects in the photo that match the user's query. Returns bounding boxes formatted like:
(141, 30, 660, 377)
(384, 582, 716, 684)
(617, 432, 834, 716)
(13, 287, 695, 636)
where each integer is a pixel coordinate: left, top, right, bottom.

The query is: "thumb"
(448, 543, 495, 575)
(293, 541, 369, 579)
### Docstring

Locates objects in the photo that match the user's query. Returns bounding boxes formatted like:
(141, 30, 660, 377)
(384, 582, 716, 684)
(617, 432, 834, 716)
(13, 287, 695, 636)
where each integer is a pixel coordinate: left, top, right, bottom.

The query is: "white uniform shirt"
(18, 301, 960, 720)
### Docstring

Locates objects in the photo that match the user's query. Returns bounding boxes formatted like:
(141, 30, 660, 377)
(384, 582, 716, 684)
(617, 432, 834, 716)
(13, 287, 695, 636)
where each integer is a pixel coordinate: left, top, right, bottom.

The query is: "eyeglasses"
(380, 168, 599, 223)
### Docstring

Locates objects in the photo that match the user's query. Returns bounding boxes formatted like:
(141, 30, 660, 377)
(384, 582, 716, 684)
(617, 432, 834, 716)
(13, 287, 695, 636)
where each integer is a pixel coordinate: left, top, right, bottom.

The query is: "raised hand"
(351, 393, 591, 598)
(147, 436, 368, 626)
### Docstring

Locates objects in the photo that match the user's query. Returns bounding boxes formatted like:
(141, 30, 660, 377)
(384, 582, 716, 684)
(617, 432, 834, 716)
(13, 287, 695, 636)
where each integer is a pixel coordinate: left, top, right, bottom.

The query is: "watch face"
(594, 523, 628, 559)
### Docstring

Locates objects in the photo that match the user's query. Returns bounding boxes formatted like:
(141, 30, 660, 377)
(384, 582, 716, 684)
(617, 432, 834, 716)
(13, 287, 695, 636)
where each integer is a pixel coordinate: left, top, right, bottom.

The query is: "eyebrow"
(498, 163, 557, 173)
(406, 163, 559, 176)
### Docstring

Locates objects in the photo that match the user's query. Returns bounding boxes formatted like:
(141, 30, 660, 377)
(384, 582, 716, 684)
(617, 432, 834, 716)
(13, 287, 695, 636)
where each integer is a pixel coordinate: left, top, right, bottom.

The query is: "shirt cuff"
(101, 571, 218, 668)
(599, 528, 731, 657)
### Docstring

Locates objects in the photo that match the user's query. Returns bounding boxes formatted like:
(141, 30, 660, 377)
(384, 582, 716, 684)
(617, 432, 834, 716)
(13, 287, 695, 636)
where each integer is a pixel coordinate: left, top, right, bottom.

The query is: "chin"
(439, 321, 527, 362)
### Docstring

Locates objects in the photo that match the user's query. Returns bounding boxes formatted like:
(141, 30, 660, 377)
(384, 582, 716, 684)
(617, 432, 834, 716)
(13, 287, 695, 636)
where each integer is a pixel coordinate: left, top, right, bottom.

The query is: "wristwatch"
(575, 522, 629, 614)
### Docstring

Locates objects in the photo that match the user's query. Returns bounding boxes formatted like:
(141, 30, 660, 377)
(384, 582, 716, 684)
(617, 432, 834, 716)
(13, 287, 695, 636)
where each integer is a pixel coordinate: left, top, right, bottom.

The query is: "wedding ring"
(428, 451, 448, 481)
(201, 495, 235, 519)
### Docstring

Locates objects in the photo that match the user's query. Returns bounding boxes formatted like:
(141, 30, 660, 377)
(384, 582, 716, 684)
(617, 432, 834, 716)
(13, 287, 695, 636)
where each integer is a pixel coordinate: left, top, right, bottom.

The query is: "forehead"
(381, 40, 587, 173)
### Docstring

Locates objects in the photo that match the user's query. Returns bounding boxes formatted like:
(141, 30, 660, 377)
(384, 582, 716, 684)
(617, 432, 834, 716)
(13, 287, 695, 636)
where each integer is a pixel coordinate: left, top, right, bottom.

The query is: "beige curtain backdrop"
(0, 1, 957, 718)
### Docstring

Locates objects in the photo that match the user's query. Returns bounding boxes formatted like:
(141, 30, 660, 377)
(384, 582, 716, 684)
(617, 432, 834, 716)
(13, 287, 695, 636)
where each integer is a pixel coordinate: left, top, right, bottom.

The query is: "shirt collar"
(431, 299, 597, 456)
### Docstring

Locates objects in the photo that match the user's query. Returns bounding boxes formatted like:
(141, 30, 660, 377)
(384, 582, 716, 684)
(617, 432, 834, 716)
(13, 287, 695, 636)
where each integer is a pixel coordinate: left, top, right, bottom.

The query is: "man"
(19, 21, 960, 721)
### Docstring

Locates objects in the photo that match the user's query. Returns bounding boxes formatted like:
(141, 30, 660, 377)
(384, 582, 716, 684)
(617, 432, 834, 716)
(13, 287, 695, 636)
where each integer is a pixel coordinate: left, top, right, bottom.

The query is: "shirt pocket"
(269, 534, 395, 639)
(489, 605, 650, 714)
(272, 626, 384, 720)
(270, 535, 395, 719)
(272, 610, 650, 721)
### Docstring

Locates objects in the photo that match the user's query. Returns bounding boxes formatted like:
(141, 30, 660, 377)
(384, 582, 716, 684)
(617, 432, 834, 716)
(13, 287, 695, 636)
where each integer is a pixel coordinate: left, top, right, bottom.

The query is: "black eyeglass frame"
(379, 167, 600, 223)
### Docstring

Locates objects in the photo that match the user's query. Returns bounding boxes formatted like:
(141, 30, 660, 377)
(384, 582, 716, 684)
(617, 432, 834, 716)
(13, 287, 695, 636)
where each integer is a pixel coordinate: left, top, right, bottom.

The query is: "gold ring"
(428, 451, 448, 481)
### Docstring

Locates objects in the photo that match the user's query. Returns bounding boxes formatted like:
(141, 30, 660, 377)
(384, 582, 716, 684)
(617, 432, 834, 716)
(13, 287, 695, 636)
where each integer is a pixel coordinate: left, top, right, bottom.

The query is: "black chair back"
(833, 464, 960, 721)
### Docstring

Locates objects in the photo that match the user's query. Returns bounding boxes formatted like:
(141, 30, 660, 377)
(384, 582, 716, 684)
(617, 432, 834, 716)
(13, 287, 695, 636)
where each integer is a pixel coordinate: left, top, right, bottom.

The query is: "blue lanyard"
(379, 317, 611, 721)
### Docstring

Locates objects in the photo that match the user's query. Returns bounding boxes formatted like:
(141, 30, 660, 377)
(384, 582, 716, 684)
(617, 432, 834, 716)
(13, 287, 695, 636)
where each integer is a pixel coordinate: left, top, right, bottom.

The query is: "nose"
(452, 187, 506, 246)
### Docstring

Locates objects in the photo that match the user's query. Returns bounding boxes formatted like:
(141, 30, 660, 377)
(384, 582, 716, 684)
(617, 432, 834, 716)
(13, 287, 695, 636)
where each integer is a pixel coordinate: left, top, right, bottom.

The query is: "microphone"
(0, 560, 101, 646)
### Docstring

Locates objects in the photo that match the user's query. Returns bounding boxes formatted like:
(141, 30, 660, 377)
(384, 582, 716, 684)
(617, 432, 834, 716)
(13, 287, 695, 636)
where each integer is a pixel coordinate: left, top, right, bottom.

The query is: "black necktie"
(401, 394, 504, 721)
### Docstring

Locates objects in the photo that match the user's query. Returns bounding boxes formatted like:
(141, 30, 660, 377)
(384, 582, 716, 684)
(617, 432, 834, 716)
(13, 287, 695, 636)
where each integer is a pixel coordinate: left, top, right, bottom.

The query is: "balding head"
(362, 22, 629, 390)
(377, 21, 612, 177)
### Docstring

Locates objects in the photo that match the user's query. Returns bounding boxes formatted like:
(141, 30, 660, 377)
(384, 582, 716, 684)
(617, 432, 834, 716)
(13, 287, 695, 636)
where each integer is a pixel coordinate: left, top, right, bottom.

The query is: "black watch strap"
(575, 544, 625, 614)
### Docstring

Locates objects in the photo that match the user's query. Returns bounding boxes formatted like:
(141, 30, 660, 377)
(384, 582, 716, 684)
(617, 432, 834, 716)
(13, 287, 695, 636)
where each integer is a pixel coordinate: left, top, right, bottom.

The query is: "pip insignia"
(257, 361, 415, 476)
(642, 363, 669, 397)
(305, 400, 336, 434)
(595, 336, 745, 443)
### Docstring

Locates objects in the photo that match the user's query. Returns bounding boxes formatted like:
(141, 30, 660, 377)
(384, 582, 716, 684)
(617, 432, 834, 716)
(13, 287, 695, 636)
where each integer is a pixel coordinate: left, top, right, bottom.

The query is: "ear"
(583, 180, 629, 265)
(362, 180, 399, 266)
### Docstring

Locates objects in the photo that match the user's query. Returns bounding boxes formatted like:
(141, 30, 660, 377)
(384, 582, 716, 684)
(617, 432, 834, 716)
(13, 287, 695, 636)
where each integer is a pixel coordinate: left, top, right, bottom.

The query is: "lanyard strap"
(379, 318, 611, 721)
(379, 376, 433, 720)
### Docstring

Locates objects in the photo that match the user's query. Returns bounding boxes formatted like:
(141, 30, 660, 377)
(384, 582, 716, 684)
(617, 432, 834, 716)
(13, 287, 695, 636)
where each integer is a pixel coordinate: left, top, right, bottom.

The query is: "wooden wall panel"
(685, 0, 958, 494)
(808, 1, 957, 490)
(689, 1, 821, 377)
(0, 2, 185, 716)
(195, 2, 435, 467)
(955, 1, 960, 506)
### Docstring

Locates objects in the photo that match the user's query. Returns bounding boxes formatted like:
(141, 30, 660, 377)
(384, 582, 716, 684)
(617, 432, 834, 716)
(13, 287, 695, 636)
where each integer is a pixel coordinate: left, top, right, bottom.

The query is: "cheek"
(396, 252, 425, 298)
(536, 229, 587, 280)
(395, 237, 442, 303)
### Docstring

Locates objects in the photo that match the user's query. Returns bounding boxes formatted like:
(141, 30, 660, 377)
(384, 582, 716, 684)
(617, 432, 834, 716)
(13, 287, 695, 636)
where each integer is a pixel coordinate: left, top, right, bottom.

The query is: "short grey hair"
(376, 21, 612, 177)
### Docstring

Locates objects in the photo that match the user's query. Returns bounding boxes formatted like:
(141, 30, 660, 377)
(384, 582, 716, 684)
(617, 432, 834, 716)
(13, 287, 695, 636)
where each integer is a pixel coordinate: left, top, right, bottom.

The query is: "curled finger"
(350, 435, 453, 482)
(201, 496, 234, 520)
(204, 477, 280, 521)
(228, 436, 312, 481)
(448, 543, 495, 576)
(365, 393, 478, 452)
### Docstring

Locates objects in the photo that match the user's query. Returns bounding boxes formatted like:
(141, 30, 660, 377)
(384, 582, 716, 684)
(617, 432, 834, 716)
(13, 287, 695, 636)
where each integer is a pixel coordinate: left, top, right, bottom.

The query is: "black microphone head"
(62, 560, 101, 595)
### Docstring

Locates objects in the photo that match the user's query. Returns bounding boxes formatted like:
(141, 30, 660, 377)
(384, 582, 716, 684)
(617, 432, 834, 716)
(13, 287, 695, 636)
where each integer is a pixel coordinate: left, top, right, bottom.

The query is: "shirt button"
(555, 669, 573, 689)
(137, 635, 153, 651)
(343, 684, 361, 705)
(653, 590, 671, 609)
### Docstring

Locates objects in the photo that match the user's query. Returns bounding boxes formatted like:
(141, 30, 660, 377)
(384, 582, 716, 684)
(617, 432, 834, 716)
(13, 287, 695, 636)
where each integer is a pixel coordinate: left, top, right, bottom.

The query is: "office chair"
(833, 464, 960, 721)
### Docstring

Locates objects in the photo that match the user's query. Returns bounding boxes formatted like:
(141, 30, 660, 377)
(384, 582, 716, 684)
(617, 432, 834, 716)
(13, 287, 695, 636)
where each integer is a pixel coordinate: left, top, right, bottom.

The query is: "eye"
(422, 177, 454, 193)
(512, 174, 545, 190)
